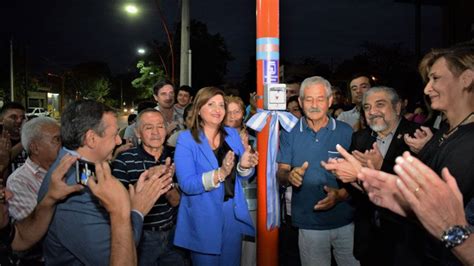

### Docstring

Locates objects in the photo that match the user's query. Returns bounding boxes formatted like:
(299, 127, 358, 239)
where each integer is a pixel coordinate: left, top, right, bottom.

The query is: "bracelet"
(0, 219, 15, 247)
(236, 162, 247, 172)
(217, 168, 225, 183)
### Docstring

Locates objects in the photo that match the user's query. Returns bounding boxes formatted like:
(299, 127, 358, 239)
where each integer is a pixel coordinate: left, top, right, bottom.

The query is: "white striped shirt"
(6, 157, 47, 221)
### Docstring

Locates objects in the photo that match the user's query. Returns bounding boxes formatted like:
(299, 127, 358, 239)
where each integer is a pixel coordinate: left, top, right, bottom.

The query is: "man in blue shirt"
(37, 100, 173, 265)
(277, 76, 359, 266)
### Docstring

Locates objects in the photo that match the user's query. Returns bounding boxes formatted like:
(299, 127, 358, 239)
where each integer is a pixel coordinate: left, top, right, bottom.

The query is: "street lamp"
(137, 48, 146, 55)
(124, 4, 139, 15)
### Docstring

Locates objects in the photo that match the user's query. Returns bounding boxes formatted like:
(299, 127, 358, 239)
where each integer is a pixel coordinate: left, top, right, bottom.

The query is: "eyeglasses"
(227, 110, 242, 116)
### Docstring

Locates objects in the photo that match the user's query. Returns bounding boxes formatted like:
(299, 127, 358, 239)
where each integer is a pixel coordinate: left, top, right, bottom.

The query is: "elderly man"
(337, 74, 371, 131)
(7, 117, 61, 221)
(37, 100, 173, 265)
(112, 108, 185, 266)
(277, 76, 358, 266)
(324, 86, 421, 265)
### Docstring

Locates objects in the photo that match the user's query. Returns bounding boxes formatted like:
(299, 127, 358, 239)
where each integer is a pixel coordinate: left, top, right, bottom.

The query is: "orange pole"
(256, 0, 279, 265)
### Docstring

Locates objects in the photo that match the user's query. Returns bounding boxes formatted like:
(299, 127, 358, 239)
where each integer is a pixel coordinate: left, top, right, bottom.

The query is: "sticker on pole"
(264, 60, 279, 84)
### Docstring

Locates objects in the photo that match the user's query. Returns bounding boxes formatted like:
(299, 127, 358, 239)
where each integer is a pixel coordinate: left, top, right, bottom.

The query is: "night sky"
(1, 0, 443, 81)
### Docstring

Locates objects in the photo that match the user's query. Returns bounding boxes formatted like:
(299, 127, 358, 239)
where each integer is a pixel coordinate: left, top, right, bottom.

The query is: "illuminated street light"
(124, 4, 139, 15)
(137, 48, 146, 55)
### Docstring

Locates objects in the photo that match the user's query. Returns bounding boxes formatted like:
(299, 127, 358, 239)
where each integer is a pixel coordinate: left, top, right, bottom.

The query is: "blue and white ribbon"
(246, 109, 298, 229)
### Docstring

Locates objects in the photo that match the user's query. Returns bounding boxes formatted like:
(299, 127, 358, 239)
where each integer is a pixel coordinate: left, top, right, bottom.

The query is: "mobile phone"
(76, 160, 96, 185)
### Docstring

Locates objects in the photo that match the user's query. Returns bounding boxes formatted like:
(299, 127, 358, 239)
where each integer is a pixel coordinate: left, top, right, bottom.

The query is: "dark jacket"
(349, 118, 423, 266)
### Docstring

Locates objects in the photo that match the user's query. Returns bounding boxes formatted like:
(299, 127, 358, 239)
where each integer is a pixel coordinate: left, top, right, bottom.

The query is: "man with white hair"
(7, 117, 61, 220)
(5, 117, 60, 264)
(277, 76, 358, 266)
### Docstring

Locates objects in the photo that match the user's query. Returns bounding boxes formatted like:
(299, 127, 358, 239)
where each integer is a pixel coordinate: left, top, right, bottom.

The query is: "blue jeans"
(138, 226, 187, 266)
(299, 223, 359, 266)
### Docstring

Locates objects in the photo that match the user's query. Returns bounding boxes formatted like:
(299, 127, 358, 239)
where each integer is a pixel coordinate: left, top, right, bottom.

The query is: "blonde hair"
(419, 45, 474, 92)
(225, 96, 245, 112)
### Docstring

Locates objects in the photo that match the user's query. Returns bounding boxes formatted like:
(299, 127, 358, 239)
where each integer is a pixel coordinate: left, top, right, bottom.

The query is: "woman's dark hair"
(189, 87, 227, 143)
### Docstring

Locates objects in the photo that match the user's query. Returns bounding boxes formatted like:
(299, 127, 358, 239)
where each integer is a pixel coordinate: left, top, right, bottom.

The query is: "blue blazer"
(173, 127, 255, 254)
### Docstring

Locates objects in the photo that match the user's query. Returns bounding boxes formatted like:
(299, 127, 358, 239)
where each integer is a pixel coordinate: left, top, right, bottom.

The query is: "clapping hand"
(88, 161, 130, 216)
(392, 153, 466, 238)
(404, 126, 433, 154)
(239, 145, 259, 169)
(314, 186, 344, 211)
(357, 167, 409, 217)
(352, 142, 383, 170)
(220, 151, 235, 179)
(322, 144, 362, 183)
(129, 168, 173, 216)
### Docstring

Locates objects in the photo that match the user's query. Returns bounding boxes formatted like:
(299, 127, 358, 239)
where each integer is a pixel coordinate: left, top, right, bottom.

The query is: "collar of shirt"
(137, 144, 171, 164)
(62, 147, 93, 162)
(299, 116, 337, 133)
(24, 157, 47, 180)
(349, 106, 359, 114)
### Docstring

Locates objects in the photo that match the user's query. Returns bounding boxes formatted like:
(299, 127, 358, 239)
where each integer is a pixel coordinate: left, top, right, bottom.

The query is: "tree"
(136, 19, 233, 90)
(131, 60, 166, 99)
(80, 77, 110, 102)
(188, 20, 233, 89)
(334, 41, 423, 105)
(172, 20, 234, 89)
(66, 61, 113, 103)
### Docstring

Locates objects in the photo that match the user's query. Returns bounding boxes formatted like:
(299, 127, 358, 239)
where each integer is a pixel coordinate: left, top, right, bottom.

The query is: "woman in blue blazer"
(174, 87, 259, 266)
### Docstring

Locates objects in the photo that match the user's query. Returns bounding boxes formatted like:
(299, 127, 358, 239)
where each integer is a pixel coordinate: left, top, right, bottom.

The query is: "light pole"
(10, 39, 14, 101)
(179, 0, 190, 87)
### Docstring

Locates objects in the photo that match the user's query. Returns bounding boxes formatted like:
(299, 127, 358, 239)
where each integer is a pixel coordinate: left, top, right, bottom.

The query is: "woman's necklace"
(438, 112, 474, 146)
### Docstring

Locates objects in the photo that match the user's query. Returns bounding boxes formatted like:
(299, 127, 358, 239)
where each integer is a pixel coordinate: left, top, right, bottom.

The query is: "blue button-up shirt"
(37, 148, 143, 265)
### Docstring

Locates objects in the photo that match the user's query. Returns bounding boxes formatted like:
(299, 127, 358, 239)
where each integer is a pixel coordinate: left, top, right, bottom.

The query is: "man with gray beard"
(347, 86, 422, 265)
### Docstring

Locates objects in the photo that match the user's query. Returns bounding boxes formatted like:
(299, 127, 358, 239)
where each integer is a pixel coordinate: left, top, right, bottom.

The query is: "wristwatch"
(440, 225, 473, 249)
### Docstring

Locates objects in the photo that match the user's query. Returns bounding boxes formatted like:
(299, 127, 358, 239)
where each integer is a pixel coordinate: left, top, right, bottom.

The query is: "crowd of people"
(0, 42, 472, 266)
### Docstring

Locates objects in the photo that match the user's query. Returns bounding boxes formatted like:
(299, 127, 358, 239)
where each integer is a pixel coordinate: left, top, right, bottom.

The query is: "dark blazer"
(351, 117, 420, 172)
(349, 118, 422, 266)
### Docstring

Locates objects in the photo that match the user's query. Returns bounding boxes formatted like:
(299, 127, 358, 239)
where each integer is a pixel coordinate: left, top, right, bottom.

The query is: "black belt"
(143, 223, 174, 232)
